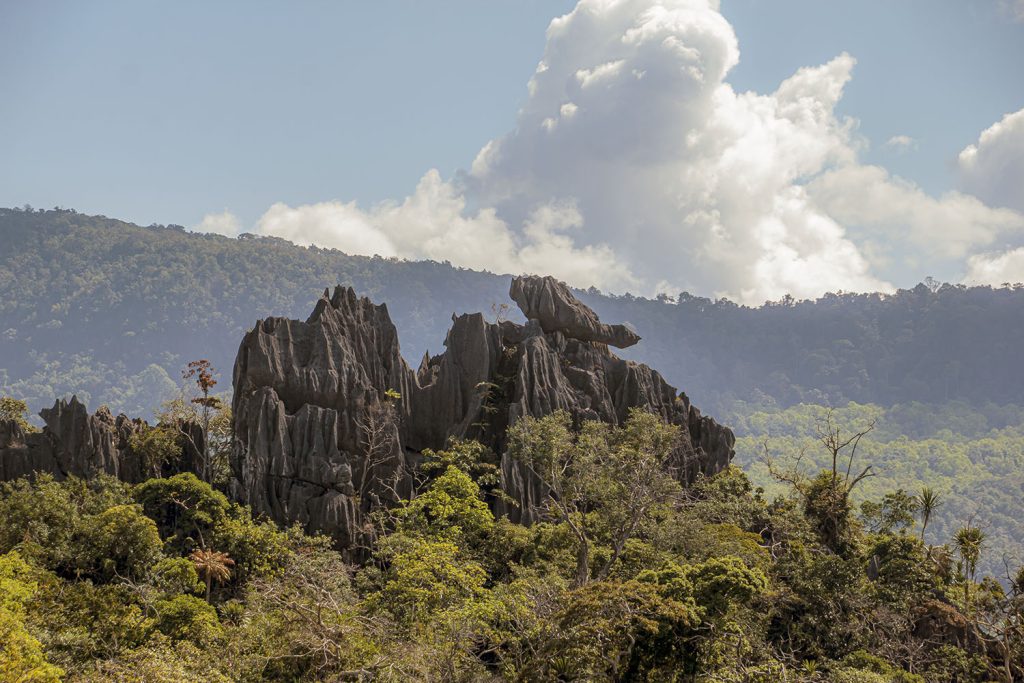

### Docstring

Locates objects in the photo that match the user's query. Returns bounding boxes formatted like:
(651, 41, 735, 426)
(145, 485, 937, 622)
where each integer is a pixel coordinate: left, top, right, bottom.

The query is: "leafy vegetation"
(1, 410, 1022, 680)
(3, 207, 1024, 678)
(730, 401, 1024, 578)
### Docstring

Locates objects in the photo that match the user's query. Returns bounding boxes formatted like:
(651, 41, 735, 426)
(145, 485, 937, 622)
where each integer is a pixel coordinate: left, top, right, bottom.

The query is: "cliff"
(230, 275, 734, 547)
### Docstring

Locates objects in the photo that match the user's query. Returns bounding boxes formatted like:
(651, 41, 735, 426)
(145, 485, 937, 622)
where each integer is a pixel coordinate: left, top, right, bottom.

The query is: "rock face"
(0, 396, 170, 483)
(230, 275, 734, 546)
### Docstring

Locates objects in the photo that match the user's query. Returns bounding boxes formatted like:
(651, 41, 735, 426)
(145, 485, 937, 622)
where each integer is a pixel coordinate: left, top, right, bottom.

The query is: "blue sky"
(0, 2, 572, 227)
(2, 1, 1023, 301)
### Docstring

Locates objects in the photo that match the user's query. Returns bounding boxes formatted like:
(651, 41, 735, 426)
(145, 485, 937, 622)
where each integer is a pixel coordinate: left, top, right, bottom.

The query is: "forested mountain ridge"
(3, 208, 1024, 680)
(3, 207, 1023, 573)
(3, 206, 1024, 419)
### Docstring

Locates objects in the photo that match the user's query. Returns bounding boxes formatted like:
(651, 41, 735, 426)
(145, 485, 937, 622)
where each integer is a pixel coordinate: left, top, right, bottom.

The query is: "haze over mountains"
(3, 205, 1024, 677)
(4, 208, 1023, 420)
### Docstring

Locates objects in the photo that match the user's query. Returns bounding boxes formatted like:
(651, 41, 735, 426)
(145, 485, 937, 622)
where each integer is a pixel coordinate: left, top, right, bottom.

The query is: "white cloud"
(253, 172, 637, 291)
(462, 0, 1024, 301)
(808, 164, 1024, 259)
(464, 1, 888, 302)
(255, 201, 397, 257)
(576, 60, 626, 88)
(885, 134, 916, 151)
(964, 248, 1024, 285)
(243, 0, 1024, 303)
(958, 107, 1024, 213)
(195, 210, 242, 237)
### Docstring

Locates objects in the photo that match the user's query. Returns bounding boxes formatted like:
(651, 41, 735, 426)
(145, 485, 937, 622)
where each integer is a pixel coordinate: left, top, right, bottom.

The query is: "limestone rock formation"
(231, 275, 735, 546)
(0, 396, 164, 483)
(510, 275, 641, 348)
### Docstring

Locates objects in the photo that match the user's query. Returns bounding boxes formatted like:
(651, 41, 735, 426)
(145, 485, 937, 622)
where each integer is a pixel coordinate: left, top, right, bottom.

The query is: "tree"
(974, 565, 1024, 683)
(128, 424, 181, 479)
(508, 409, 681, 587)
(953, 522, 986, 613)
(374, 536, 488, 625)
(0, 551, 64, 682)
(182, 360, 222, 484)
(355, 389, 401, 509)
(392, 466, 494, 548)
(420, 438, 500, 491)
(153, 594, 223, 641)
(0, 474, 134, 573)
(240, 542, 381, 680)
(135, 473, 231, 553)
(764, 409, 876, 552)
(916, 487, 942, 542)
(76, 504, 163, 581)
(159, 397, 232, 485)
(0, 396, 37, 433)
(860, 489, 918, 535)
(535, 579, 700, 679)
(189, 548, 235, 601)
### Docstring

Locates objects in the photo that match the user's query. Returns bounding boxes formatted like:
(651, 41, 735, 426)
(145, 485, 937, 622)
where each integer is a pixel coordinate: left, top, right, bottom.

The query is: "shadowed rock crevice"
(230, 275, 734, 547)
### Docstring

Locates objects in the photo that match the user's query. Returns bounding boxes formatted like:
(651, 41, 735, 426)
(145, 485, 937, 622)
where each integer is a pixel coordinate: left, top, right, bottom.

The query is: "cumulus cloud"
(808, 164, 1024, 259)
(195, 210, 242, 237)
(256, 201, 397, 258)
(251, 172, 637, 291)
(463, 2, 889, 302)
(964, 248, 1024, 285)
(958, 107, 1024, 213)
(247, 0, 1024, 303)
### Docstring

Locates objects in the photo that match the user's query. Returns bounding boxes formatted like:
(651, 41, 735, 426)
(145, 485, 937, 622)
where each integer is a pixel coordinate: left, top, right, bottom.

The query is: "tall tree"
(917, 486, 942, 542)
(182, 360, 221, 484)
(0, 397, 37, 433)
(764, 409, 877, 552)
(953, 522, 986, 612)
(355, 389, 401, 510)
(189, 548, 235, 601)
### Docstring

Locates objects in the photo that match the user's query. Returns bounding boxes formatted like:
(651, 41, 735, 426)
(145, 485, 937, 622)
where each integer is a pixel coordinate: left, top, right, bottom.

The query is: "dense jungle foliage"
(2, 409, 1023, 681)
(2, 207, 1023, 679)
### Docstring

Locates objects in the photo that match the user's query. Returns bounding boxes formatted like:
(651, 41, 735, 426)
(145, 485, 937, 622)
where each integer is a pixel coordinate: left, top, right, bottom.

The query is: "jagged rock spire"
(229, 275, 734, 548)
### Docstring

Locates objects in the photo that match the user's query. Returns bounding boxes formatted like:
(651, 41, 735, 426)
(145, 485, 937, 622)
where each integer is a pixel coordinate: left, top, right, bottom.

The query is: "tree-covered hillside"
(3, 207, 1023, 582)
(727, 401, 1024, 579)
(2, 414, 1022, 681)
(0, 208, 511, 418)
(2, 207, 1024, 419)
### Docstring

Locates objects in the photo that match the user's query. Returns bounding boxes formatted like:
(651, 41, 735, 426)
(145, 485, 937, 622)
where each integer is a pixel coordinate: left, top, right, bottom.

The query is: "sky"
(2, 0, 1023, 303)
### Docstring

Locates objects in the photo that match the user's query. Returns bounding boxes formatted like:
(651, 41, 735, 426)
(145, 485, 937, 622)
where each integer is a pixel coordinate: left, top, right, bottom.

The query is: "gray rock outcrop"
(510, 275, 641, 348)
(0, 396, 169, 483)
(231, 275, 735, 547)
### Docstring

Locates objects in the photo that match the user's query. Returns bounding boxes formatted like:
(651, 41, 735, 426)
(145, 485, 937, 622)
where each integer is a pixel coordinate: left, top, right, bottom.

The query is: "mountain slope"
(3, 207, 1024, 418)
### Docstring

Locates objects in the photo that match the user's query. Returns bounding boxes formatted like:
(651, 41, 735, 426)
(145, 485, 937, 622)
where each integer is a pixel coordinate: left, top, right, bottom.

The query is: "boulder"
(509, 275, 641, 348)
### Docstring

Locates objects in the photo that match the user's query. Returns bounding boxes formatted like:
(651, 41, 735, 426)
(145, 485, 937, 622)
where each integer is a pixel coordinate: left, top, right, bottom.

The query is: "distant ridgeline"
(2, 208, 1023, 419)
